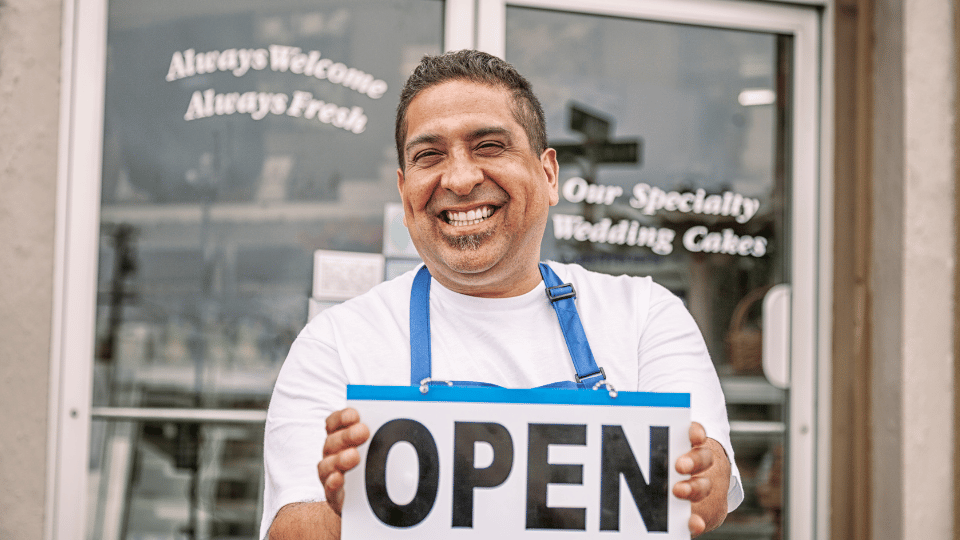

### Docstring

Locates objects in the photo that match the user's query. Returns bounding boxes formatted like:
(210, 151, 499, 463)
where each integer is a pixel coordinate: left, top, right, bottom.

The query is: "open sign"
(343, 385, 691, 539)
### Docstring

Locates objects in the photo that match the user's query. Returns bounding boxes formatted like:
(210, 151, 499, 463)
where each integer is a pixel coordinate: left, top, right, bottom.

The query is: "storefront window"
(88, 1, 442, 537)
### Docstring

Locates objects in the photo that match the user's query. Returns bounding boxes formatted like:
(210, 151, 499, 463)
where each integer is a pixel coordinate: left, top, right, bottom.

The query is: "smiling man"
(261, 50, 743, 540)
(398, 79, 559, 298)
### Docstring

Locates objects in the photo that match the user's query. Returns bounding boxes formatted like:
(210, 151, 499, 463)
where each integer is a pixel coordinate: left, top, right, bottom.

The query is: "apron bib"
(409, 263, 608, 391)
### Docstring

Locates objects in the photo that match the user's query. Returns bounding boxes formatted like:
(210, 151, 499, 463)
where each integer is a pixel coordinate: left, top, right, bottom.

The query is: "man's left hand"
(672, 422, 731, 537)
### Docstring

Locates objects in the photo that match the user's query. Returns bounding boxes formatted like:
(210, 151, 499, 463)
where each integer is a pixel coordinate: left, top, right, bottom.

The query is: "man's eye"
(477, 141, 505, 153)
(413, 150, 441, 163)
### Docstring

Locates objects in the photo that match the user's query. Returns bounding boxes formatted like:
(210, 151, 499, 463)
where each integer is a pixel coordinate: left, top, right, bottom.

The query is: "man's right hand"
(317, 407, 371, 515)
(268, 409, 370, 540)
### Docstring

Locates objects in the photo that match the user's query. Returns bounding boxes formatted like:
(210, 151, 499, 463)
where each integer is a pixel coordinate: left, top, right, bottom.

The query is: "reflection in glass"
(506, 7, 791, 539)
(94, 0, 442, 408)
(88, 420, 265, 540)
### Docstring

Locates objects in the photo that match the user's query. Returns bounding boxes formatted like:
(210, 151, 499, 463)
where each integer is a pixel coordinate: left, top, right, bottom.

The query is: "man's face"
(397, 80, 559, 297)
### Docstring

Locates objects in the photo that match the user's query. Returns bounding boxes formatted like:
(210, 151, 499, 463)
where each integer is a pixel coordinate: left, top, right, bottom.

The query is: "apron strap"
(409, 263, 606, 388)
(410, 265, 433, 386)
(538, 263, 605, 388)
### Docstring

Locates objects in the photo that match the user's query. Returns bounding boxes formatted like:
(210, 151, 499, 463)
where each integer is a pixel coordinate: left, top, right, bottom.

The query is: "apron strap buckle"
(574, 366, 605, 384)
(545, 282, 576, 302)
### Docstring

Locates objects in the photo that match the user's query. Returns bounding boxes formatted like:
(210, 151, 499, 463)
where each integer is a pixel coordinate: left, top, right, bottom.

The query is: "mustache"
(427, 185, 509, 213)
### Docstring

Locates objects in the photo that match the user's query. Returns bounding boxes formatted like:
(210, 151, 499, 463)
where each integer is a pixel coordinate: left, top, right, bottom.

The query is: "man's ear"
(540, 148, 560, 206)
(396, 168, 408, 226)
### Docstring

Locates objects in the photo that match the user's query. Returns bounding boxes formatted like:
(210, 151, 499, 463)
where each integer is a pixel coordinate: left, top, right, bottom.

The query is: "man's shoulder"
(545, 260, 652, 288)
(544, 261, 678, 305)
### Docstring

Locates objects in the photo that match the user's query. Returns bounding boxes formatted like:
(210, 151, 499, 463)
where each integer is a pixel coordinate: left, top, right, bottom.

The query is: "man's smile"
(442, 205, 499, 227)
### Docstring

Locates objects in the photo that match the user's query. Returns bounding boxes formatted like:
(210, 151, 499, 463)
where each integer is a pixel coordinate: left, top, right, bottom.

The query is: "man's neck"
(426, 262, 545, 299)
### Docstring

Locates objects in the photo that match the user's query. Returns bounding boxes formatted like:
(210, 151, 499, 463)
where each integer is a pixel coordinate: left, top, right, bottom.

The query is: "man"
(261, 50, 743, 540)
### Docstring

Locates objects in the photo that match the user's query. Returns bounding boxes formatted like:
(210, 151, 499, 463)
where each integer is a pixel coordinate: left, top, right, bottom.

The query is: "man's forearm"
(268, 501, 341, 540)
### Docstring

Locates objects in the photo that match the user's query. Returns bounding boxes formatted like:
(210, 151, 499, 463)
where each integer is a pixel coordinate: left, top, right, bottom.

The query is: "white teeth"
(446, 206, 495, 226)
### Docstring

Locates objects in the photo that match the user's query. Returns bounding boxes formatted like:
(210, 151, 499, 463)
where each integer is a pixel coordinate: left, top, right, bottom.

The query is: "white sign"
(313, 250, 384, 302)
(343, 385, 691, 539)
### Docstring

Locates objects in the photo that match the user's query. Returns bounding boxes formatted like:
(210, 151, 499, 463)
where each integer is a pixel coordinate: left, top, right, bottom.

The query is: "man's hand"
(268, 409, 369, 540)
(672, 422, 731, 537)
(317, 407, 371, 516)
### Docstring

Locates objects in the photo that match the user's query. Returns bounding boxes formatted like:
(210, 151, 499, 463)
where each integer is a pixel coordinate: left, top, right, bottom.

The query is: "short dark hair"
(395, 49, 547, 169)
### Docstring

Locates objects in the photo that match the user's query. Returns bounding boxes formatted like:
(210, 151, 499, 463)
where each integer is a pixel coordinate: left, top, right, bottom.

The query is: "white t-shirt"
(261, 262, 744, 538)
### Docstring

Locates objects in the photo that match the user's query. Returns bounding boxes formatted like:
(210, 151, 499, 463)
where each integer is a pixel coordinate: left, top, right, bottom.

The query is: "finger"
(317, 454, 356, 501)
(318, 447, 362, 514)
(673, 476, 712, 502)
(676, 446, 713, 475)
(323, 469, 345, 494)
(318, 447, 362, 481)
(326, 407, 361, 434)
(688, 513, 707, 537)
(323, 422, 371, 457)
(320, 468, 346, 515)
(688, 422, 707, 447)
(323, 421, 370, 452)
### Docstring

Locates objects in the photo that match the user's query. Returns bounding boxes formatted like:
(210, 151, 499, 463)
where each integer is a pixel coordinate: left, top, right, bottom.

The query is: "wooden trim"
(954, 1, 960, 536)
(831, 0, 873, 537)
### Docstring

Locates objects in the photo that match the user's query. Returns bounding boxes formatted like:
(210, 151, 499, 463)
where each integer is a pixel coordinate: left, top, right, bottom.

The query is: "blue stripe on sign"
(346, 385, 690, 408)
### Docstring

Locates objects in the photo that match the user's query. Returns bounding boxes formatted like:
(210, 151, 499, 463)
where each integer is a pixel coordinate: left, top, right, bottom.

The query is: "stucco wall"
(900, 0, 956, 535)
(872, 0, 957, 537)
(0, 0, 61, 537)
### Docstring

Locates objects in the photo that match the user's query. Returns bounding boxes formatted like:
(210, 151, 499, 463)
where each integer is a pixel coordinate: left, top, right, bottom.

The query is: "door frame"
(48, 0, 108, 537)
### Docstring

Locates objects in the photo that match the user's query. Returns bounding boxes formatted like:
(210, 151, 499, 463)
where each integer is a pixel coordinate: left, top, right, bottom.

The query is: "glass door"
(479, 1, 821, 539)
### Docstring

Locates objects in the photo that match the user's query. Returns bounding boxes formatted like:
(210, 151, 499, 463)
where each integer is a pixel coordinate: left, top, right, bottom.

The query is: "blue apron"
(409, 263, 610, 392)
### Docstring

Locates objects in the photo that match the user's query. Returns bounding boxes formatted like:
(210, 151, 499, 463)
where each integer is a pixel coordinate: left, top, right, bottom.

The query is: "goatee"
(443, 228, 494, 251)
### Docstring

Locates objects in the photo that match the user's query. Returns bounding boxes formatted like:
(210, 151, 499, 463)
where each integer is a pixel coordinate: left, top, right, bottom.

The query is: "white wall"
(871, 0, 957, 537)
(0, 0, 61, 537)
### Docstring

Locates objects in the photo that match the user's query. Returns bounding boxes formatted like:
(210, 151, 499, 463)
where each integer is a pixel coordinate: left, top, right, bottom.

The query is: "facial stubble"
(441, 228, 495, 251)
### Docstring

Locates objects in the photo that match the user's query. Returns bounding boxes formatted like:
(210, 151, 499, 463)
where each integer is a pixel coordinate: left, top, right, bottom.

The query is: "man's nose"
(440, 153, 484, 196)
